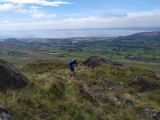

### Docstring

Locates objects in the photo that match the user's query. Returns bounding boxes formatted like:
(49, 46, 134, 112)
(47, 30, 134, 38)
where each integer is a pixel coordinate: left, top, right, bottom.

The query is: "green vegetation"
(0, 32, 160, 119)
(0, 57, 159, 120)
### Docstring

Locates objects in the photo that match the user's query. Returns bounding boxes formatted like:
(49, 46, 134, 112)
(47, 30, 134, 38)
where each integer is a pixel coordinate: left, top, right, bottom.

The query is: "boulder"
(83, 56, 123, 68)
(0, 60, 28, 90)
(0, 103, 12, 120)
(129, 76, 158, 92)
(144, 109, 160, 120)
(85, 87, 97, 103)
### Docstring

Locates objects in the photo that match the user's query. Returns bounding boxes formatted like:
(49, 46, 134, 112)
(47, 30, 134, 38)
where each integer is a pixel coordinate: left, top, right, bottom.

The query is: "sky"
(0, 0, 160, 37)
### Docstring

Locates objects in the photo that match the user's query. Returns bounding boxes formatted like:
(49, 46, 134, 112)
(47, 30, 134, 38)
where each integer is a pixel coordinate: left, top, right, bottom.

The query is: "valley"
(0, 31, 160, 120)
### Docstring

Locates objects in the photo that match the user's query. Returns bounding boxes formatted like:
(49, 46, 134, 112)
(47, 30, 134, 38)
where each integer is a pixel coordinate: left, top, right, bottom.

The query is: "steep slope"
(0, 59, 159, 120)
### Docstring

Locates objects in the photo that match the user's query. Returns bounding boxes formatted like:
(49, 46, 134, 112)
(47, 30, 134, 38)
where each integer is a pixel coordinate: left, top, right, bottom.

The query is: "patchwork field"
(0, 31, 160, 120)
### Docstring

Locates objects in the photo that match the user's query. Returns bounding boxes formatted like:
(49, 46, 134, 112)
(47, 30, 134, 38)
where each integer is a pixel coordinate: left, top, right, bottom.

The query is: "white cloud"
(127, 9, 160, 17)
(0, 0, 69, 20)
(0, 3, 15, 11)
(0, 9, 160, 31)
(4, 0, 70, 6)
(0, 20, 10, 24)
(0, 3, 56, 19)
(0, 3, 27, 13)
(60, 9, 160, 28)
(29, 6, 56, 18)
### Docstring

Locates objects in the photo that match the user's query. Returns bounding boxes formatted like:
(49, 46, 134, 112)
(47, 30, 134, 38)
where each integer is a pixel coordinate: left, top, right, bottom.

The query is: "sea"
(0, 28, 160, 39)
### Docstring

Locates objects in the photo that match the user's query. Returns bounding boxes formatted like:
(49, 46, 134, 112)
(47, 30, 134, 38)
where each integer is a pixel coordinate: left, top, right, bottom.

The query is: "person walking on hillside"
(68, 59, 78, 77)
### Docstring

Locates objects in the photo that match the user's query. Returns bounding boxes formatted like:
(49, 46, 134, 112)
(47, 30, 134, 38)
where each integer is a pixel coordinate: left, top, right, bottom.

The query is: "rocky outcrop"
(83, 56, 123, 68)
(144, 109, 160, 120)
(129, 76, 158, 92)
(75, 81, 97, 104)
(102, 80, 124, 91)
(0, 104, 12, 120)
(0, 60, 28, 90)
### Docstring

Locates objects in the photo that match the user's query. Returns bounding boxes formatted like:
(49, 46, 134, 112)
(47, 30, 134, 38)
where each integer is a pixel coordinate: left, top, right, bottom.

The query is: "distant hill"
(119, 31, 160, 41)
(129, 31, 160, 37)
(0, 31, 159, 57)
(4, 38, 27, 46)
(4, 38, 20, 43)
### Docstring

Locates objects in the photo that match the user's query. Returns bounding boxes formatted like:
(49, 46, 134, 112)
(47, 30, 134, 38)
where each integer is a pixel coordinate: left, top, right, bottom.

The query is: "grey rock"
(119, 82, 124, 86)
(0, 104, 12, 120)
(0, 104, 8, 113)
(86, 87, 97, 103)
(125, 100, 134, 108)
(129, 76, 158, 92)
(155, 72, 160, 79)
(137, 93, 145, 97)
(0, 60, 28, 90)
(144, 109, 160, 120)
(0, 112, 12, 120)
(107, 96, 118, 102)
(76, 82, 97, 103)
(102, 80, 124, 91)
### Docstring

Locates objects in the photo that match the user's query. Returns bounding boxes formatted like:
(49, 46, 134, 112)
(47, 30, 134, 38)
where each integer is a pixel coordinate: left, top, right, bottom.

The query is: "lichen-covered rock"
(129, 76, 158, 92)
(0, 104, 12, 120)
(75, 81, 97, 103)
(0, 60, 28, 90)
(83, 56, 123, 68)
(144, 109, 160, 120)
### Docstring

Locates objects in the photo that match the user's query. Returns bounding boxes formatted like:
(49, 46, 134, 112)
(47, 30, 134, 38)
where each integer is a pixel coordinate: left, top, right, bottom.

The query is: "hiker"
(68, 59, 78, 76)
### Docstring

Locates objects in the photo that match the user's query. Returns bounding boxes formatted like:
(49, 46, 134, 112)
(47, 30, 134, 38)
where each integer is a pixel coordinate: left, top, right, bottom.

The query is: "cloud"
(100, 9, 128, 18)
(29, 6, 56, 18)
(0, 8, 160, 31)
(0, 3, 56, 19)
(61, 9, 160, 28)
(0, 1, 65, 19)
(128, 9, 160, 17)
(0, 20, 10, 24)
(4, 0, 70, 6)
(0, 3, 27, 13)
(0, 3, 15, 11)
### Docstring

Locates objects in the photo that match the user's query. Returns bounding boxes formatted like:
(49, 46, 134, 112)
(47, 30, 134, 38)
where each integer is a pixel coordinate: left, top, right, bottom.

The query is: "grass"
(0, 55, 159, 120)
(0, 35, 160, 119)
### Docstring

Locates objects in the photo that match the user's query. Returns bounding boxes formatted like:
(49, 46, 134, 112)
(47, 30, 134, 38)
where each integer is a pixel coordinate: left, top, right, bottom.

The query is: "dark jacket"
(68, 60, 77, 71)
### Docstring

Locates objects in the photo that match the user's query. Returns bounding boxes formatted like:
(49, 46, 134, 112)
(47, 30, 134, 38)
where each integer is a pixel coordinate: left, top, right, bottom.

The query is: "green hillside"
(0, 56, 159, 120)
(0, 31, 160, 120)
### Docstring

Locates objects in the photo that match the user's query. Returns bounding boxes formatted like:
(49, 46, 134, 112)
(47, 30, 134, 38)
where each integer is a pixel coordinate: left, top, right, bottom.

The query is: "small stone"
(125, 100, 134, 108)
(107, 96, 118, 102)
(138, 93, 145, 97)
